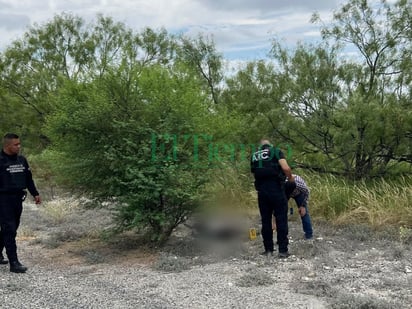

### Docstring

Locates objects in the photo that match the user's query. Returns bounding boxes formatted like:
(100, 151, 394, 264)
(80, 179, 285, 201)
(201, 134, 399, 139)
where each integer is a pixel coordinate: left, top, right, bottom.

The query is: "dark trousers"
(257, 184, 289, 253)
(0, 194, 23, 262)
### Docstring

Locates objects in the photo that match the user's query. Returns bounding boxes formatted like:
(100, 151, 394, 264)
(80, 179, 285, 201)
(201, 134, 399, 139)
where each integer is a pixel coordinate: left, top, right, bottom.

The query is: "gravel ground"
(1, 203, 411, 309)
(1, 255, 327, 309)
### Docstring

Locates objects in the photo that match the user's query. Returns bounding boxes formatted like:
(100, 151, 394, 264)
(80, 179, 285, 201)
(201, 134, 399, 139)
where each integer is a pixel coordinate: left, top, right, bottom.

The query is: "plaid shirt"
(290, 174, 309, 204)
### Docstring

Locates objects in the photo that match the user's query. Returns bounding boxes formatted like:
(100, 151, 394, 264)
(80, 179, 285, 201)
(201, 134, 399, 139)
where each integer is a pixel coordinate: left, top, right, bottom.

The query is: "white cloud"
(0, 0, 386, 60)
(193, 0, 340, 12)
(0, 13, 30, 30)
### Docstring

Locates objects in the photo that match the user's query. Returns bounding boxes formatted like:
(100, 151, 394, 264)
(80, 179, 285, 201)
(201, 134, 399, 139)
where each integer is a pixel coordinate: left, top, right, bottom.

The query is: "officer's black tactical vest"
(251, 144, 285, 183)
(0, 152, 27, 191)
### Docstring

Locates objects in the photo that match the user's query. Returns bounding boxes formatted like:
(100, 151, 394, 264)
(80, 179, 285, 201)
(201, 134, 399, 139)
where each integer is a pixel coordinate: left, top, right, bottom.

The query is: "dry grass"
(40, 197, 81, 225)
(329, 293, 399, 309)
(152, 253, 193, 272)
(16, 226, 37, 240)
(236, 267, 273, 287)
(278, 172, 412, 230)
(205, 167, 412, 230)
(21, 196, 114, 251)
(331, 177, 412, 229)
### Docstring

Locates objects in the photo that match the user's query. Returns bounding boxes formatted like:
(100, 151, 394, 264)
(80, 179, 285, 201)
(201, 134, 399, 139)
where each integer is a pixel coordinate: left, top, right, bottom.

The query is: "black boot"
(0, 256, 8, 265)
(10, 261, 27, 273)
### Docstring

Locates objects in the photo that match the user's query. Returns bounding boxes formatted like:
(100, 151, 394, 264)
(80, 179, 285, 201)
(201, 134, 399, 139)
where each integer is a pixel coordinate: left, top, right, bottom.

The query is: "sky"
(0, 0, 386, 63)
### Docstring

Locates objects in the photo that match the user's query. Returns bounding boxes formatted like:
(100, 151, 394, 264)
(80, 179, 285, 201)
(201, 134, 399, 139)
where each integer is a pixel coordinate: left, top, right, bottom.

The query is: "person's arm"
(23, 158, 41, 204)
(278, 158, 294, 182)
(298, 205, 306, 217)
(285, 180, 296, 200)
(291, 195, 306, 217)
(293, 179, 309, 217)
(294, 175, 309, 204)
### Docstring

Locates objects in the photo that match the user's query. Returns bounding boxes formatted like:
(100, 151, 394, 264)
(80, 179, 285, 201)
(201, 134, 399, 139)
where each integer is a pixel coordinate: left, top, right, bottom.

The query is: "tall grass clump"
(307, 173, 355, 219)
(303, 172, 412, 229)
(335, 176, 412, 228)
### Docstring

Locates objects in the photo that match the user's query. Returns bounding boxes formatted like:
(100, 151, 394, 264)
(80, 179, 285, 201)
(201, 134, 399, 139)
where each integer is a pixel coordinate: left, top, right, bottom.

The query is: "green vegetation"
(1, 0, 411, 242)
(304, 172, 412, 228)
(206, 168, 412, 230)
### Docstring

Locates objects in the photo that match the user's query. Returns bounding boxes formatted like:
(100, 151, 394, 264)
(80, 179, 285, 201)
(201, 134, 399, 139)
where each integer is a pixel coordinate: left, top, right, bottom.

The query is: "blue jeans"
(293, 193, 313, 239)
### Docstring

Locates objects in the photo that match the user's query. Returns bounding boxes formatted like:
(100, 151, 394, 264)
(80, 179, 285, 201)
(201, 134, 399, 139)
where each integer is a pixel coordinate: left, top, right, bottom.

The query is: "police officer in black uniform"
(0, 133, 41, 273)
(251, 139, 295, 258)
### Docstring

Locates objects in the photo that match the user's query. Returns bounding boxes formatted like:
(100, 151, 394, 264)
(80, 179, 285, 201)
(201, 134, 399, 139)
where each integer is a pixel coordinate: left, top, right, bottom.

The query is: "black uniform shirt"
(0, 150, 39, 196)
(251, 144, 285, 190)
